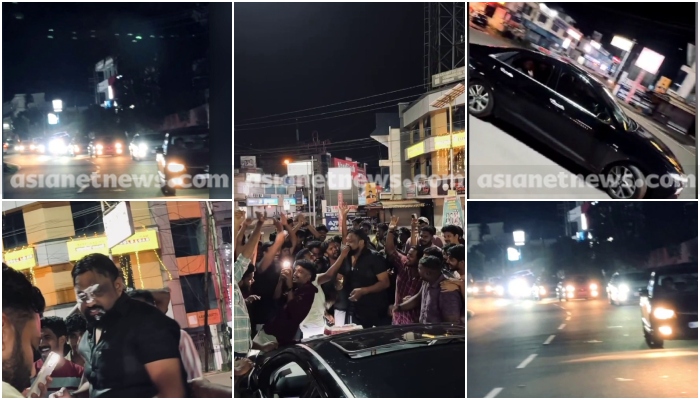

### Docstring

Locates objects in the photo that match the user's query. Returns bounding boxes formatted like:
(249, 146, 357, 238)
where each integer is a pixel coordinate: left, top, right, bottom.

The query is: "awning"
(367, 200, 423, 209)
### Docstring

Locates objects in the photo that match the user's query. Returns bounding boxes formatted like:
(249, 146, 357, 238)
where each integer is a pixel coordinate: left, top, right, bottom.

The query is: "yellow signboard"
(3, 248, 37, 271)
(406, 141, 425, 159)
(434, 132, 465, 150)
(67, 237, 110, 260)
(365, 183, 378, 204)
(112, 230, 160, 255)
(67, 230, 160, 260)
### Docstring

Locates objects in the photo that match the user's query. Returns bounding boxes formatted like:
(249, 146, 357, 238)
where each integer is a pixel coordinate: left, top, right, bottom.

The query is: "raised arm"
(317, 245, 350, 285)
(385, 216, 400, 256)
(339, 203, 350, 242)
(258, 218, 286, 272)
(239, 213, 264, 261)
(410, 216, 419, 247)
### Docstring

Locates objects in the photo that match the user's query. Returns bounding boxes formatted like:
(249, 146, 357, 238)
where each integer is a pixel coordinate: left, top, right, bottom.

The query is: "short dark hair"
(398, 227, 411, 236)
(352, 217, 364, 224)
(281, 240, 293, 250)
(41, 316, 68, 339)
(3, 264, 46, 331)
(243, 263, 255, 278)
(423, 246, 443, 259)
(296, 229, 309, 239)
(64, 313, 87, 335)
(306, 241, 323, 252)
(443, 243, 457, 252)
(127, 289, 156, 306)
(316, 225, 329, 233)
(441, 225, 464, 238)
(348, 228, 371, 248)
(71, 253, 120, 281)
(448, 245, 465, 262)
(419, 255, 443, 271)
(377, 223, 389, 232)
(269, 232, 277, 242)
(331, 235, 343, 244)
(260, 241, 274, 254)
(361, 222, 372, 231)
(295, 259, 317, 282)
(421, 226, 436, 235)
(296, 248, 311, 260)
(408, 245, 425, 260)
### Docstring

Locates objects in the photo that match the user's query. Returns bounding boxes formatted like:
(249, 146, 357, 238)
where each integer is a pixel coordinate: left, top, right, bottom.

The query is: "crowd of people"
(233, 207, 466, 380)
(2, 255, 229, 398)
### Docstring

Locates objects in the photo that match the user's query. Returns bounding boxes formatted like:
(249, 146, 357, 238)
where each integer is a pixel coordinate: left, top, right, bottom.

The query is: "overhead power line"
(235, 83, 425, 123)
(234, 94, 421, 128)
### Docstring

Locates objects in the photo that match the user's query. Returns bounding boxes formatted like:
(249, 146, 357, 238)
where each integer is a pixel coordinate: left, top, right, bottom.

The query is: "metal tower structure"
(423, 2, 466, 91)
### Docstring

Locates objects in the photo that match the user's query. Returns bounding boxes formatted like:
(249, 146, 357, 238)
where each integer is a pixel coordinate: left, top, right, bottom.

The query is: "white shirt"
(301, 276, 326, 329)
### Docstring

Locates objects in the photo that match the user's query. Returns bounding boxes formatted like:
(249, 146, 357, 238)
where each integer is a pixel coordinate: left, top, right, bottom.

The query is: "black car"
(237, 324, 465, 398)
(556, 274, 601, 301)
(471, 13, 488, 28)
(606, 271, 649, 306)
(640, 263, 698, 348)
(156, 126, 209, 196)
(129, 132, 166, 161)
(467, 44, 687, 199)
(88, 136, 125, 157)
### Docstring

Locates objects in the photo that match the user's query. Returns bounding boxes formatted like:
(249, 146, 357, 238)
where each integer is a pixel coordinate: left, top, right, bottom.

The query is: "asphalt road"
(467, 296, 698, 398)
(3, 153, 209, 199)
(468, 28, 697, 199)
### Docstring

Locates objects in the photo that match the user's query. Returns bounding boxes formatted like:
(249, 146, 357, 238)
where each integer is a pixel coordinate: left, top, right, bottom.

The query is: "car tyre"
(468, 80, 494, 118)
(161, 184, 176, 196)
(644, 328, 664, 349)
(605, 163, 647, 199)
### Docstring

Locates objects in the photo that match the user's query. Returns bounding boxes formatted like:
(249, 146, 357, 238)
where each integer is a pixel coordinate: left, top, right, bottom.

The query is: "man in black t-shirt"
(336, 229, 391, 328)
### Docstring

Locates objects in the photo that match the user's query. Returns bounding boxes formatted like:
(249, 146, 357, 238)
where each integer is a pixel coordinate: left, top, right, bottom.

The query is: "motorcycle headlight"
(619, 284, 629, 293)
(566, 285, 575, 292)
(116, 142, 123, 148)
(653, 307, 675, 320)
(167, 162, 185, 173)
(139, 143, 148, 151)
(539, 286, 546, 295)
(589, 283, 597, 290)
(96, 144, 103, 150)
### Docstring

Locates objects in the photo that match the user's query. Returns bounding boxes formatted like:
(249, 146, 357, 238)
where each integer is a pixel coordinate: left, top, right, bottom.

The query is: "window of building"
(71, 201, 104, 237)
(172, 218, 204, 257)
(220, 226, 233, 244)
(453, 105, 466, 131)
(552, 24, 559, 33)
(425, 156, 432, 177)
(413, 161, 421, 177)
(537, 13, 548, 24)
(179, 273, 218, 313)
(423, 117, 432, 137)
(2, 211, 28, 249)
(409, 123, 419, 143)
(522, 4, 533, 16)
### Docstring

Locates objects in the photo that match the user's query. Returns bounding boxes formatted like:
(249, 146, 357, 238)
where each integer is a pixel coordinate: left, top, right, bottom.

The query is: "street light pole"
(310, 156, 316, 227)
(448, 98, 454, 190)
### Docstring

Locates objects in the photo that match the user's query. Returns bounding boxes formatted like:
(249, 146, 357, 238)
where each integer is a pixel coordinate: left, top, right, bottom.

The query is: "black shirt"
(249, 260, 283, 325)
(78, 293, 186, 398)
(337, 249, 389, 326)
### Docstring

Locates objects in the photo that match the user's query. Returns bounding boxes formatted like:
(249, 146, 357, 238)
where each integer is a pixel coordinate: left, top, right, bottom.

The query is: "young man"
(392, 256, 462, 324)
(440, 225, 464, 245)
(33, 317, 84, 396)
(385, 216, 424, 325)
(442, 245, 466, 300)
(64, 314, 86, 368)
(252, 259, 319, 351)
(127, 290, 203, 383)
(2, 264, 50, 398)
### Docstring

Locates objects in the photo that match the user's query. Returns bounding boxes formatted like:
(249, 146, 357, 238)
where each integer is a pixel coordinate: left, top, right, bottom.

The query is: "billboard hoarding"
(103, 202, 134, 250)
(635, 47, 665, 75)
(240, 156, 257, 168)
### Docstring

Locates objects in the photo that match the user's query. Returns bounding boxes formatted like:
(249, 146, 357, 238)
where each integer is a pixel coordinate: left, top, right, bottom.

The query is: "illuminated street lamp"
(283, 159, 290, 165)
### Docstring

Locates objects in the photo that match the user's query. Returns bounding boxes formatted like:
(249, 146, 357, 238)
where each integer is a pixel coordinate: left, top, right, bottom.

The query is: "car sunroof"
(329, 325, 464, 358)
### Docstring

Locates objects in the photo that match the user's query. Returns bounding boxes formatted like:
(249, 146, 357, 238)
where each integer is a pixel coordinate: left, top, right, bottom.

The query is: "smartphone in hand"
(28, 351, 60, 397)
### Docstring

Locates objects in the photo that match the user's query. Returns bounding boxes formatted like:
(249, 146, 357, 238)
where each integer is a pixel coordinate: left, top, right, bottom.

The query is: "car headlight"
(116, 143, 123, 148)
(566, 285, 575, 292)
(139, 143, 148, 151)
(167, 162, 185, 173)
(668, 173, 688, 184)
(74, 145, 80, 152)
(96, 144, 103, 150)
(473, 287, 479, 293)
(539, 286, 546, 295)
(589, 283, 597, 290)
(30, 144, 36, 150)
(18, 145, 24, 151)
(653, 307, 675, 320)
(485, 285, 492, 292)
(619, 284, 629, 293)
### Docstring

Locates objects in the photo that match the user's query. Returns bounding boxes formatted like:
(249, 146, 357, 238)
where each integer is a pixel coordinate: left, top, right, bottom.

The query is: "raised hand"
(389, 215, 400, 231)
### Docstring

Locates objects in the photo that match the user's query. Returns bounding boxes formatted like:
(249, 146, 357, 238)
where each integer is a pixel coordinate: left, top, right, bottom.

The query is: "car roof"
(651, 263, 698, 274)
(166, 125, 208, 136)
(301, 324, 464, 398)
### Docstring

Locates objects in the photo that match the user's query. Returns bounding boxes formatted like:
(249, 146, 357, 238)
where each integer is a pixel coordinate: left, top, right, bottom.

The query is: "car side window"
(506, 55, 554, 85)
(556, 72, 605, 117)
(268, 360, 312, 398)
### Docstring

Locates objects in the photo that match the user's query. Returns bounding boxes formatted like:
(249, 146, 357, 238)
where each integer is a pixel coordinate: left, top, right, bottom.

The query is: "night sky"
(550, 3, 696, 80)
(2, 2, 207, 107)
(233, 3, 425, 170)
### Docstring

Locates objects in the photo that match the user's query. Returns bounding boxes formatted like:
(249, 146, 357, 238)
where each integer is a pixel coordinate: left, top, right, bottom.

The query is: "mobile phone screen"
(27, 351, 60, 397)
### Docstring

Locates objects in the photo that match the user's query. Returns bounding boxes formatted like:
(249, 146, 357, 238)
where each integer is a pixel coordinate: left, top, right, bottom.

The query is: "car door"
(492, 52, 562, 140)
(550, 70, 616, 170)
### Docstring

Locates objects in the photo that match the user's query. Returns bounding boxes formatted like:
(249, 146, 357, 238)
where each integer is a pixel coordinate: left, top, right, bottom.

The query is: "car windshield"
(597, 83, 634, 130)
(571, 276, 589, 284)
(656, 272, 698, 294)
(98, 137, 115, 143)
(620, 272, 648, 284)
(142, 134, 164, 143)
(169, 132, 208, 151)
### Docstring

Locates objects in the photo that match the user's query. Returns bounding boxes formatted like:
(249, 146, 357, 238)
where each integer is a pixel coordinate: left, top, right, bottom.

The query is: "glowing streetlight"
(283, 159, 290, 165)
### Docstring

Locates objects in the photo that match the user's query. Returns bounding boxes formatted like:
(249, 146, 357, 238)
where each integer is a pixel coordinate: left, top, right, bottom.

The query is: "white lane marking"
(485, 387, 503, 398)
(558, 324, 566, 330)
(566, 316, 571, 321)
(77, 185, 89, 194)
(543, 335, 556, 345)
(516, 354, 537, 369)
(566, 311, 571, 315)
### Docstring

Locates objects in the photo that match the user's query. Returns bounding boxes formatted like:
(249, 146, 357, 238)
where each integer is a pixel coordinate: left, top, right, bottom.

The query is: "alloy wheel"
(468, 84, 489, 113)
(608, 165, 638, 199)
